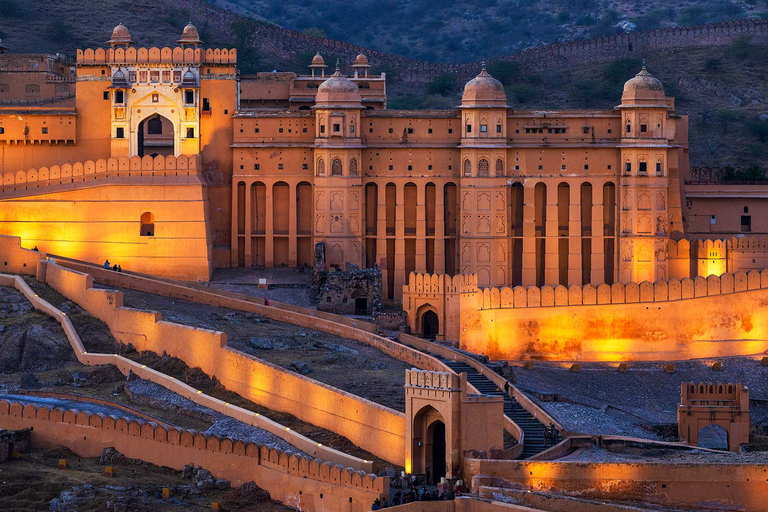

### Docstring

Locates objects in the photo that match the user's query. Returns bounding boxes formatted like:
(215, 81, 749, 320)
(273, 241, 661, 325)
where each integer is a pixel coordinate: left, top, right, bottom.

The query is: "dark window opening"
(466, 125, 472, 133)
(115, 90, 124, 104)
(333, 123, 341, 132)
(147, 118, 163, 135)
(186, 127, 195, 138)
(639, 162, 647, 174)
(640, 124, 647, 133)
(320, 125, 326, 133)
(742, 215, 752, 232)
(202, 98, 210, 111)
(656, 162, 662, 175)
(625, 162, 631, 174)
(103, 91, 109, 100)
(185, 90, 194, 104)
(116, 127, 124, 139)
(480, 124, 488, 133)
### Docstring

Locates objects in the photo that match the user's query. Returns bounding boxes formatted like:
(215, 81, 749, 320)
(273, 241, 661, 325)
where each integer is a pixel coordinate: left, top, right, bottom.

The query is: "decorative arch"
(331, 158, 342, 176)
(317, 158, 325, 176)
(463, 159, 472, 176)
(478, 159, 489, 177)
(416, 303, 440, 339)
(410, 404, 446, 481)
(495, 158, 504, 176)
(349, 158, 358, 177)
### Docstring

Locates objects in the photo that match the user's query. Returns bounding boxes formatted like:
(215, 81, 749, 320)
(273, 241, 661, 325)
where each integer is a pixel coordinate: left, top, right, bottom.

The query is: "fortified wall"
(404, 235, 768, 360)
(182, 0, 768, 82)
(0, 154, 211, 281)
(0, 400, 387, 512)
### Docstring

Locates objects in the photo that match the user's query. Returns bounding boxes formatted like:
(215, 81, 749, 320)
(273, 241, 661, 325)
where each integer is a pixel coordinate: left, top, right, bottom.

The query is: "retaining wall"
(466, 458, 768, 512)
(0, 399, 387, 512)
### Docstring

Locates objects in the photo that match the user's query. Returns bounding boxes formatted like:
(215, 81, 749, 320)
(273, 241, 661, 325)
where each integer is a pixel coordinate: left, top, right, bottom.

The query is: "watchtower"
(677, 382, 750, 452)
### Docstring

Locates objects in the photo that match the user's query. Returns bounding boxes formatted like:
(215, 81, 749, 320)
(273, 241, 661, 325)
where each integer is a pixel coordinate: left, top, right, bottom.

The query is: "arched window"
(140, 212, 155, 236)
(463, 159, 471, 176)
(478, 159, 489, 177)
(349, 119, 356, 135)
(331, 158, 342, 176)
(349, 158, 358, 177)
(496, 159, 504, 177)
(147, 117, 163, 135)
(317, 158, 325, 176)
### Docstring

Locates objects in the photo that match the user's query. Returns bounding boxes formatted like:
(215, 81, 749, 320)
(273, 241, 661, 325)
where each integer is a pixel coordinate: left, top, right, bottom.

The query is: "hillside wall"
(181, 0, 768, 82)
(41, 260, 408, 465)
(0, 400, 387, 512)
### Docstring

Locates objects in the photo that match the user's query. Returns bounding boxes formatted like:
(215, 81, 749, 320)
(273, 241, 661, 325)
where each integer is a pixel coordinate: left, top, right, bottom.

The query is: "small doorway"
(354, 297, 368, 315)
(698, 424, 729, 450)
(430, 420, 446, 484)
(422, 310, 439, 339)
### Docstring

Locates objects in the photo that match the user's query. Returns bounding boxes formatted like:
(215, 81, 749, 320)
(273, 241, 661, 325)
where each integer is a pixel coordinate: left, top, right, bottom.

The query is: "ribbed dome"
(461, 66, 507, 107)
(353, 53, 370, 67)
(108, 23, 133, 46)
(178, 22, 203, 45)
(620, 65, 667, 105)
(310, 53, 326, 67)
(315, 68, 361, 106)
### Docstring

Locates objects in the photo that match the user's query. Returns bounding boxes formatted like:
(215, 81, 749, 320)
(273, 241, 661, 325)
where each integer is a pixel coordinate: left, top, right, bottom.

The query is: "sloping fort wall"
(0, 399, 387, 512)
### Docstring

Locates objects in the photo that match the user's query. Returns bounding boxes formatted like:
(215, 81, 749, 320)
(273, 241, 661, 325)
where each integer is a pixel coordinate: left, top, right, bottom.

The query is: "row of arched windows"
(317, 157, 359, 177)
(464, 158, 505, 177)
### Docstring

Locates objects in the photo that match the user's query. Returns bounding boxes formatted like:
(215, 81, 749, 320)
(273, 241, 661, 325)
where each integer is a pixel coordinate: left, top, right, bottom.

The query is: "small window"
(496, 124, 502, 133)
(42, 127, 48, 134)
(302, 163, 308, 170)
(480, 124, 488, 133)
(0, 127, 4, 134)
(744, 206, 749, 214)
(466, 124, 472, 133)
(279, 128, 284, 133)
(116, 127, 124, 139)
(710, 215, 717, 225)
(320, 125, 326, 134)
(639, 162, 647, 174)
(625, 162, 631, 174)
(115, 90, 124, 104)
(741, 215, 752, 232)
(428, 165, 433, 170)
(388, 128, 393, 133)
(388, 165, 393, 171)
(584, 164, 589, 170)
(333, 123, 341, 132)
(186, 127, 195, 138)
(607, 129, 612, 134)
(254, 128, 260, 133)
(140, 212, 155, 237)
(448, 128, 453, 134)
(255, 163, 260, 170)
(626, 123, 631, 133)
(350, 124, 355, 134)
(151, 93, 159, 103)
(583, 126, 590, 134)
(656, 162, 662, 175)
(103, 91, 110, 100)
(185, 90, 194, 104)
(428, 128, 433, 134)
(278, 164, 284, 170)
(303, 128, 307, 133)
(408, 165, 413, 171)
(640, 124, 647, 133)
(202, 98, 211, 111)
(407, 127, 413, 134)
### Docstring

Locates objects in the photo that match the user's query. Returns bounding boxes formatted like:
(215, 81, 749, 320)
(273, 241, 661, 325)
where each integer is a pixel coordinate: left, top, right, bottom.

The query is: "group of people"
(545, 422, 561, 446)
(103, 260, 123, 272)
(371, 474, 464, 509)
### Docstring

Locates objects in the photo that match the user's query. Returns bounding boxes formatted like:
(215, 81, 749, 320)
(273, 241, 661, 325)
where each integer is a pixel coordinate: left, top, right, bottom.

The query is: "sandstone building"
(0, 22, 741, 302)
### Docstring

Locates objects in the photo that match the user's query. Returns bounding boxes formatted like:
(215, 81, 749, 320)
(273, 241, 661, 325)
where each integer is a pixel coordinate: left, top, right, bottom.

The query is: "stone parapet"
(76, 47, 236, 65)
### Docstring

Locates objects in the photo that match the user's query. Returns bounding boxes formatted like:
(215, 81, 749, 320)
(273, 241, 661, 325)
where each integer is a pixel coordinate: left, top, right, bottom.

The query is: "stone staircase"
(434, 356, 549, 459)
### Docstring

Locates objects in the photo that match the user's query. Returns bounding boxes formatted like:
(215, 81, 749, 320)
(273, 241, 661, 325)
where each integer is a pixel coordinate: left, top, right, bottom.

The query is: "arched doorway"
(137, 114, 174, 157)
(698, 424, 729, 450)
(421, 310, 439, 339)
(411, 405, 447, 481)
(429, 420, 446, 484)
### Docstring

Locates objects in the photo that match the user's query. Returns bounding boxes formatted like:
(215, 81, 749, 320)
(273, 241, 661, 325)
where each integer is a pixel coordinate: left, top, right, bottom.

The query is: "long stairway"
(434, 356, 549, 459)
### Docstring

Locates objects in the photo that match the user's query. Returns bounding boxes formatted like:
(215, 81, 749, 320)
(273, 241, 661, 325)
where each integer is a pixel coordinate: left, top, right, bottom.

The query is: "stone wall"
(0, 400, 387, 512)
(315, 262, 382, 316)
(466, 458, 767, 512)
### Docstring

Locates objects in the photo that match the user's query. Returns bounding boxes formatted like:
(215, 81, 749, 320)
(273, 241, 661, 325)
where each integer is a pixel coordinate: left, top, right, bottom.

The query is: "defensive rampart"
(76, 47, 236, 65)
(0, 269, 370, 470)
(0, 399, 387, 512)
(0, 154, 203, 199)
(181, 0, 768, 82)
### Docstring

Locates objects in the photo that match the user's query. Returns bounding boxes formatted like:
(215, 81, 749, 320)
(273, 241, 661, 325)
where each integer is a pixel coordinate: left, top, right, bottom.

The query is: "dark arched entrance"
(422, 310, 439, 339)
(698, 424, 729, 450)
(429, 420, 446, 484)
(137, 114, 174, 158)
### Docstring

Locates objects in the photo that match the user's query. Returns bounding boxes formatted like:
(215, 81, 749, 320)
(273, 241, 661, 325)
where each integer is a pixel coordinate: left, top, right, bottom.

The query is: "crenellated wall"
(0, 154, 203, 198)
(0, 399, 387, 512)
(0, 156, 211, 281)
(76, 47, 237, 65)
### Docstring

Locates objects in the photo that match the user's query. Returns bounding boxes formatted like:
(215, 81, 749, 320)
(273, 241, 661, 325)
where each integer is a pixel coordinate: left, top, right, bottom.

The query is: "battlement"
(403, 272, 476, 296)
(405, 369, 460, 390)
(681, 382, 748, 406)
(0, 154, 202, 198)
(0, 398, 386, 495)
(76, 47, 236, 66)
(473, 268, 768, 310)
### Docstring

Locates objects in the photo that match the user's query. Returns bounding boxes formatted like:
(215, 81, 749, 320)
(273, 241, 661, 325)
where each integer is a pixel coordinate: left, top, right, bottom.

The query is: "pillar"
(591, 181, 605, 285)
(416, 182, 427, 273)
(265, 181, 274, 267)
(568, 183, 582, 285)
(545, 182, 559, 285)
(522, 182, 537, 286)
(434, 180, 446, 275)
(394, 184, 406, 300)
(289, 182, 297, 267)
(244, 181, 252, 266)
